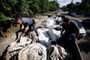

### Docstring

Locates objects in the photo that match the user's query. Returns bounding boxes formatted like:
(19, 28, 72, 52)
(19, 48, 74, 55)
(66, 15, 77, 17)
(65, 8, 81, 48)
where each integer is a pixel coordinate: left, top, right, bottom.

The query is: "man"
(57, 17, 79, 45)
(16, 17, 36, 42)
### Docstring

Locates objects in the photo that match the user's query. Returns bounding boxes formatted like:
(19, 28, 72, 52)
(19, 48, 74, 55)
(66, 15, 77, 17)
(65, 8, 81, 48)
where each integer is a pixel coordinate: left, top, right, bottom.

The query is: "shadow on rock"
(78, 41, 90, 54)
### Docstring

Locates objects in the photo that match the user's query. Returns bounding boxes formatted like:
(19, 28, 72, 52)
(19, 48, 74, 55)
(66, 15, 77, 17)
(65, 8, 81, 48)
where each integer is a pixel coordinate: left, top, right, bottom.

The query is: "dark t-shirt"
(62, 22, 79, 35)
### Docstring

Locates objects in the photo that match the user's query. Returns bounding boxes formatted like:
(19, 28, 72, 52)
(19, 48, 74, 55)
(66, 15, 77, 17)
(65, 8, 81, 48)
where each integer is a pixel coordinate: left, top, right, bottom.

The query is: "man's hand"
(24, 26, 29, 33)
(21, 25, 24, 29)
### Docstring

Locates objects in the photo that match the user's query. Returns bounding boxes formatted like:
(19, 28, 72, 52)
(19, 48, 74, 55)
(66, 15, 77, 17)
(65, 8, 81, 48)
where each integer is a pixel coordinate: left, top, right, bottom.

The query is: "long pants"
(56, 33, 76, 46)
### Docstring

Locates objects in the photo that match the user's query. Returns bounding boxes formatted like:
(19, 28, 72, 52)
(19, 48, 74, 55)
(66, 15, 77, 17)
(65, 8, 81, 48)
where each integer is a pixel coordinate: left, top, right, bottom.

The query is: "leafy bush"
(0, 13, 10, 22)
(0, 13, 11, 31)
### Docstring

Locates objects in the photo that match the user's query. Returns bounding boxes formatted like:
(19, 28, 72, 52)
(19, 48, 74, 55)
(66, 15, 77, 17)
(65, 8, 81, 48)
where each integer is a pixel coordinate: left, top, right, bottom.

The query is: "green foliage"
(0, 13, 10, 22)
(66, 3, 76, 11)
(28, 9, 33, 17)
(81, 0, 90, 13)
(49, 1, 59, 11)
(61, 6, 68, 11)
(9, 0, 18, 5)
(66, 0, 90, 15)
(20, 0, 29, 12)
(33, 4, 40, 13)
(0, 0, 60, 18)
(39, 0, 49, 12)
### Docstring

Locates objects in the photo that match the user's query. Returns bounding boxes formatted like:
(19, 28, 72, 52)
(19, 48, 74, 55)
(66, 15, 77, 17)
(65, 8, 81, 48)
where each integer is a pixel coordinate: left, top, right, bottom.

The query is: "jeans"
(56, 33, 77, 45)
(67, 33, 76, 41)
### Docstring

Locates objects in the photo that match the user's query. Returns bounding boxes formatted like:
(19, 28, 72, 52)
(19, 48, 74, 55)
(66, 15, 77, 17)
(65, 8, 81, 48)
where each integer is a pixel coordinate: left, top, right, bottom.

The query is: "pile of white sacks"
(3, 16, 72, 60)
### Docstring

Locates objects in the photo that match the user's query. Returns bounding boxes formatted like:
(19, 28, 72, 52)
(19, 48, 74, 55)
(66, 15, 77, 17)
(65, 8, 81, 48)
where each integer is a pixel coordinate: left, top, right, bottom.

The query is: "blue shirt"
(21, 18, 33, 25)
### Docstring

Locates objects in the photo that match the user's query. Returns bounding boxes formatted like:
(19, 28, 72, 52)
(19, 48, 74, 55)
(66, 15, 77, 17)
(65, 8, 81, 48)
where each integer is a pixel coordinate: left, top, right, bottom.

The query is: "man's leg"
(15, 30, 21, 40)
(15, 29, 24, 43)
(56, 33, 69, 48)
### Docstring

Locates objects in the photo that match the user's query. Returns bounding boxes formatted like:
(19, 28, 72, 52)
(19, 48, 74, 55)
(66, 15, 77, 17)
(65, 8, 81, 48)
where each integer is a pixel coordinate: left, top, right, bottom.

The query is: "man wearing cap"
(57, 17, 79, 45)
